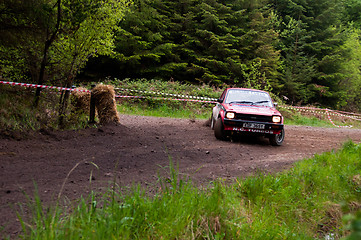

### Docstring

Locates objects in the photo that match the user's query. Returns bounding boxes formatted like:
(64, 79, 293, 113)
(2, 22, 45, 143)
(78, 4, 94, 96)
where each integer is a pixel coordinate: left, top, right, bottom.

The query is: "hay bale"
(71, 87, 91, 113)
(92, 84, 120, 124)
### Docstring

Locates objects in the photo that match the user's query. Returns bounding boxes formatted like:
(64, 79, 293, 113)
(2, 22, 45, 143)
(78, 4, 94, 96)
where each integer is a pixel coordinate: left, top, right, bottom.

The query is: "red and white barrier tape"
(115, 87, 217, 101)
(329, 110, 361, 121)
(0, 80, 91, 93)
(280, 105, 358, 128)
(326, 109, 353, 128)
(0, 80, 216, 104)
(331, 109, 361, 117)
(2, 80, 360, 127)
(115, 95, 145, 99)
(280, 105, 361, 120)
(115, 94, 216, 104)
(145, 97, 216, 104)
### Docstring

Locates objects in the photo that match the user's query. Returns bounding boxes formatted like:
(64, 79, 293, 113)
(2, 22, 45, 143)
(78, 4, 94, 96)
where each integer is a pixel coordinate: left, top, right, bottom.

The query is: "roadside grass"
(0, 84, 90, 134)
(287, 113, 361, 129)
(17, 141, 361, 239)
(113, 78, 219, 119)
(280, 107, 361, 129)
(112, 78, 361, 128)
(2, 79, 360, 132)
(116, 99, 361, 129)
(0, 85, 44, 131)
(106, 78, 223, 100)
(3, 79, 361, 239)
(117, 100, 211, 119)
(284, 114, 335, 128)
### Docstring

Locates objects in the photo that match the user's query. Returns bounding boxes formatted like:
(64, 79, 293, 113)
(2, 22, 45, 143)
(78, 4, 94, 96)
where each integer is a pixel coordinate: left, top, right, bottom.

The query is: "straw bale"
(71, 87, 91, 113)
(92, 84, 120, 124)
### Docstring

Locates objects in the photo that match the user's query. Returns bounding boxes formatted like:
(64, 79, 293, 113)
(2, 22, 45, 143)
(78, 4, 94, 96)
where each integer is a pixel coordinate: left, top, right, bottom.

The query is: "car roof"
(225, 88, 269, 93)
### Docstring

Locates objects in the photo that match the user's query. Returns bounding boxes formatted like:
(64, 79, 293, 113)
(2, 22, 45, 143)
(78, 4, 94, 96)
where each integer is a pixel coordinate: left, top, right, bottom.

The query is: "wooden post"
(89, 84, 96, 124)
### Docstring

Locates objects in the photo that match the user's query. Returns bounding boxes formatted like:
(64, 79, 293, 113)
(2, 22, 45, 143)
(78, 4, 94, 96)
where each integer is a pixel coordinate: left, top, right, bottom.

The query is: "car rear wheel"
(214, 118, 227, 140)
(269, 129, 285, 146)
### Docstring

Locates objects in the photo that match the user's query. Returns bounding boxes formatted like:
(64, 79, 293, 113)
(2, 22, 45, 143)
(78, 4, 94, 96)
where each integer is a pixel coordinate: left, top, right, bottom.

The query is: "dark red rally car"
(210, 88, 285, 146)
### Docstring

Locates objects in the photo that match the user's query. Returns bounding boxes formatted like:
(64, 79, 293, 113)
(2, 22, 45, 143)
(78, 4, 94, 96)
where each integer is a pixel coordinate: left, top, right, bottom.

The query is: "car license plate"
(243, 122, 265, 129)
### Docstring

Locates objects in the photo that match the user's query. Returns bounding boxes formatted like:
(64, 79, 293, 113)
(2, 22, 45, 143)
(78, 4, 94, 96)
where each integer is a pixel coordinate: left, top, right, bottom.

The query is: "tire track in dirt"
(1, 115, 360, 238)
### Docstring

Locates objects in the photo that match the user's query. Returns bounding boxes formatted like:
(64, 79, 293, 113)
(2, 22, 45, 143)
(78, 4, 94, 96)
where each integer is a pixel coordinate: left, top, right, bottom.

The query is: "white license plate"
(243, 123, 265, 129)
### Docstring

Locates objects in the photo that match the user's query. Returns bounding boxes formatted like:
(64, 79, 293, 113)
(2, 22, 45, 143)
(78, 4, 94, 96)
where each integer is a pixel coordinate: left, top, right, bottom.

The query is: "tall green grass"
(284, 114, 333, 127)
(106, 78, 223, 100)
(0, 85, 90, 133)
(2, 79, 360, 131)
(110, 79, 361, 128)
(113, 78, 218, 119)
(280, 108, 361, 129)
(18, 141, 361, 239)
(117, 100, 212, 119)
(0, 85, 43, 131)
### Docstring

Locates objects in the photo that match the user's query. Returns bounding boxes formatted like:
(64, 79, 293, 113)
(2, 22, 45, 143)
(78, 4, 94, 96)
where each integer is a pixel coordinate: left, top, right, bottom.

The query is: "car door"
(212, 89, 227, 121)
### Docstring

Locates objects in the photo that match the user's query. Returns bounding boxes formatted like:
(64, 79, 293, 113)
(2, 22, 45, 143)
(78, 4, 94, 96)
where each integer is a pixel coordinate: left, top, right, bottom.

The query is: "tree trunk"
(58, 75, 74, 128)
(33, 0, 62, 107)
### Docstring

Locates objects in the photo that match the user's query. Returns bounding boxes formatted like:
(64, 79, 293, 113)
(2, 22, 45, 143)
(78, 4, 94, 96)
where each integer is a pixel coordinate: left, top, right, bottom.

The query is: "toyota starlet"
(211, 88, 285, 146)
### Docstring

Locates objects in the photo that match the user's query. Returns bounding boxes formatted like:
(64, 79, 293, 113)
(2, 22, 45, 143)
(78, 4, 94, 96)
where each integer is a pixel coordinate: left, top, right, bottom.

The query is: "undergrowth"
(110, 78, 220, 119)
(16, 141, 361, 239)
(1, 78, 360, 134)
(105, 78, 223, 100)
(0, 85, 89, 135)
(280, 107, 361, 129)
(117, 99, 211, 119)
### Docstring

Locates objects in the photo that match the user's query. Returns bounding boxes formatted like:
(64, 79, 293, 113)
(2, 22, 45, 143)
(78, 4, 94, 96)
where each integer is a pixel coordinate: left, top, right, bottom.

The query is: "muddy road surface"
(1, 114, 361, 238)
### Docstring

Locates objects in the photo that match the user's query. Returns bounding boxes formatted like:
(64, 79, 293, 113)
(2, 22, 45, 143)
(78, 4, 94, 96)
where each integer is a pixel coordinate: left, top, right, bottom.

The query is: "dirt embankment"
(1, 114, 361, 238)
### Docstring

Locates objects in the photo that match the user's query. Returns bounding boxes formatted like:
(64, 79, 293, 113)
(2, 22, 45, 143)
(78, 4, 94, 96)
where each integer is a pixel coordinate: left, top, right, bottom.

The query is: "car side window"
(219, 90, 227, 102)
(225, 90, 240, 103)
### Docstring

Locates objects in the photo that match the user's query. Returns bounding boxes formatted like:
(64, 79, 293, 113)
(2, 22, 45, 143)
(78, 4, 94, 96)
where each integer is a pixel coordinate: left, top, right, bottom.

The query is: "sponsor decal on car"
(230, 127, 274, 134)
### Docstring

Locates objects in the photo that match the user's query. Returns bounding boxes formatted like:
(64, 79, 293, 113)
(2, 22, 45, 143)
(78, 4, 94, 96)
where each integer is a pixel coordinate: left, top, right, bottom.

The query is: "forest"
(1, 0, 361, 111)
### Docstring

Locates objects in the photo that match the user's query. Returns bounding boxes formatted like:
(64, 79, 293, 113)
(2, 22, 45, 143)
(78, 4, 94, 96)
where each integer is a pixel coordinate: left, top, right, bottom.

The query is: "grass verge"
(1, 79, 360, 132)
(0, 84, 90, 136)
(17, 141, 361, 239)
(117, 99, 212, 119)
(280, 107, 361, 129)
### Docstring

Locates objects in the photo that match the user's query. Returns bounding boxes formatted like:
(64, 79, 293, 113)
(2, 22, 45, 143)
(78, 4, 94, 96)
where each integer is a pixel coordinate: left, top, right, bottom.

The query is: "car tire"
(210, 114, 215, 130)
(214, 118, 227, 140)
(269, 129, 285, 146)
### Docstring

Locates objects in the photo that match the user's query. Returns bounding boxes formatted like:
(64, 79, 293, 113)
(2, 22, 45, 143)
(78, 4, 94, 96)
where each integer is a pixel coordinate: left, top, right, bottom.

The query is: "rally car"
(210, 88, 285, 146)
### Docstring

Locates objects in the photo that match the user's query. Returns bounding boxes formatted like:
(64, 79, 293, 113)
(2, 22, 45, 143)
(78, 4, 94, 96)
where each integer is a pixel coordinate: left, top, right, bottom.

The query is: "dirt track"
(1, 114, 361, 238)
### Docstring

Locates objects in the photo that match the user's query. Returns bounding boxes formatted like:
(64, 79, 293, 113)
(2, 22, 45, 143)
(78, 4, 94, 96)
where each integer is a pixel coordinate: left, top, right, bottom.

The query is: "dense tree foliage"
(0, 0, 129, 99)
(1, 0, 360, 111)
(271, 0, 361, 109)
(105, 0, 280, 88)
